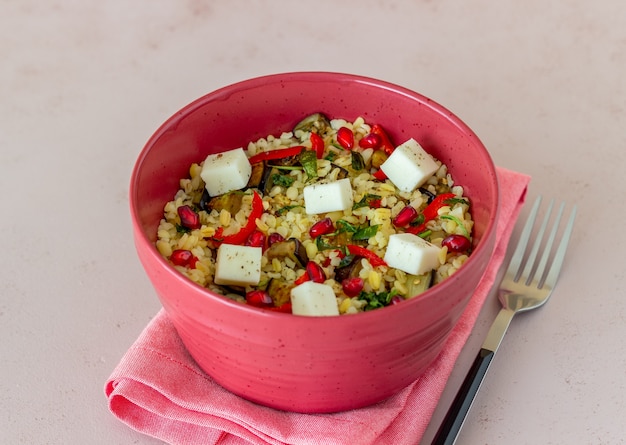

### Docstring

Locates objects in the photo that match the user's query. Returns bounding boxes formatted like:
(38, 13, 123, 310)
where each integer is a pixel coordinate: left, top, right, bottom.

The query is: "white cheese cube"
(200, 148, 252, 196)
(290, 282, 340, 316)
(303, 178, 353, 214)
(380, 138, 439, 193)
(384, 233, 441, 275)
(214, 244, 262, 286)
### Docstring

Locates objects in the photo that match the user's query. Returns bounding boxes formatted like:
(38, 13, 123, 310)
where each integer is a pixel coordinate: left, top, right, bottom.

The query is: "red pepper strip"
(370, 124, 395, 155)
(372, 169, 387, 180)
(346, 244, 387, 268)
(214, 191, 264, 245)
(405, 192, 457, 235)
(310, 132, 325, 159)
(294, 272, 309, 285)
(247, 146, 304, 164)
(369, 198, 382, 208)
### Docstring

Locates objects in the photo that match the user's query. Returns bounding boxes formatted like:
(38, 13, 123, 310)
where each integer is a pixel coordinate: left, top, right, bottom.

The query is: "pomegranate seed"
(390, 295, 405, 305)
(337, 127, 354, 150)
(245, 290, 273, 307)
(442, 234, 471, 253)
(267, 232, 285, 246)
(342, 277, 364, 297)
(245, 230, 265, 248)
(170, 249, 197, 268)
(267, 302, 292, 313)
(177, 205, 201, 229)
(393, 206, 418, 227)
(309, 217, 334, 238)
(305, 261, 326, 283)
(358, 133, 382, 149)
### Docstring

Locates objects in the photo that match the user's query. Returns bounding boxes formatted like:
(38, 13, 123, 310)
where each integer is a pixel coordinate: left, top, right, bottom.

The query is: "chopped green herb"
(358, 288, 399, 310)
(316, 236, 338, 251)
(417, 229, 432, 239)
(444, 197, 469, 207)
(352, 193, 382, 210)
(271, 173, 295, 187)
(324, 151, 338, 162)
(336, 219, 357, 233)
(273, 165, 303, 171)
(176, 224, 191, 234)
(440, 214, 470, 237)
(352, 224, 379, 241)
(409, 214, 425, 227)
(276, 205, 302, 216)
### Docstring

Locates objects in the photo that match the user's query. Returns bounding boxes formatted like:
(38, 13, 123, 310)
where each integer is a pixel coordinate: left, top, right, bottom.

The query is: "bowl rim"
(129, 71, 500, 322)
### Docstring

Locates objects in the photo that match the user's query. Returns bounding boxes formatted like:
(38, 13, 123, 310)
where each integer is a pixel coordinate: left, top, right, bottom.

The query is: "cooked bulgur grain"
(156, 113, 474, 314)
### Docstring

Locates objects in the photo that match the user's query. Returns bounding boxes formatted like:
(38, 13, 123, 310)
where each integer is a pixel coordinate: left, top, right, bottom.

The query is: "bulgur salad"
(155, 113, 474, 315)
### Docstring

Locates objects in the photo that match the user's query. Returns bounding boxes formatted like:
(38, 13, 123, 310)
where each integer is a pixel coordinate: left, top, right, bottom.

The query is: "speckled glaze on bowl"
(130, 72, 499, 413)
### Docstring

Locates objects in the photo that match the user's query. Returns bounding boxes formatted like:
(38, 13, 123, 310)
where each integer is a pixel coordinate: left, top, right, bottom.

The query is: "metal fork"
(431, 196, 577, 445)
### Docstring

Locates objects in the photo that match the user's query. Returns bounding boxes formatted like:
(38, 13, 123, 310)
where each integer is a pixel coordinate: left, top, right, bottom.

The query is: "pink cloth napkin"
(106, 167, 530, 445)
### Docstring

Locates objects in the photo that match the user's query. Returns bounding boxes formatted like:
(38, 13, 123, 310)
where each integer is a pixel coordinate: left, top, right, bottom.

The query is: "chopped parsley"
(335, 219, 357, 233)
(358, 289, 399, 310)
(324, 151, 338, 162)
(445, 197, 469, 207)
(352, 193, 382, 210)
(176, 224, 191, 234)
(275, 204, 302, 216)
(271, 173, 295, 188)
(352, 224, 379, 241)
(316, 235, 338, 251)
(440, 214, 470, 237)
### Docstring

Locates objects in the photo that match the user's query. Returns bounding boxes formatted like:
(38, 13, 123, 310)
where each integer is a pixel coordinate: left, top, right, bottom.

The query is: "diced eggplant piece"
(199, 188, 211, 212)
(299, 150, 318, 179)
(334, 255, 364, 282)
(266, 278, 295, 307)
(405, 271, 433, 299)
(258, 165, 280, 195)
(203, 191, 244, 215)
(332, 164, 350, 180)
(222, 284, 246, 295)
(293, 112, 331, 136)
(351, 151, 365, 171)
(265, 238, 308, 267)
(246, 162, 266, 188)
(419, 187, 436, 204)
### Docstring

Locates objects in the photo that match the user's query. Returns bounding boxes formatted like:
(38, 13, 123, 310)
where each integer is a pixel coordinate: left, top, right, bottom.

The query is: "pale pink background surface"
(2, 1, 624, 444)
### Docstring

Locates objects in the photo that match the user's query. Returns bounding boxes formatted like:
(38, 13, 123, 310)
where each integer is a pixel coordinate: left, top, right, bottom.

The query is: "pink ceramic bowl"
(130, 72, 499, 413)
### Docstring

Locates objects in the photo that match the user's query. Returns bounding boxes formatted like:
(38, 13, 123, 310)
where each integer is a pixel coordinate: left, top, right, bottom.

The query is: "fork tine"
(521, 198, 554, 285)
(508, 195, 542, 281)
(535, 201, 565, 287)
(542, 203, 577, 289)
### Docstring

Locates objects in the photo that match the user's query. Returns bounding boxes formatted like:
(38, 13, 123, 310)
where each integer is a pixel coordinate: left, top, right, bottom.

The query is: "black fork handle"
(430, 347, 495, 445)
